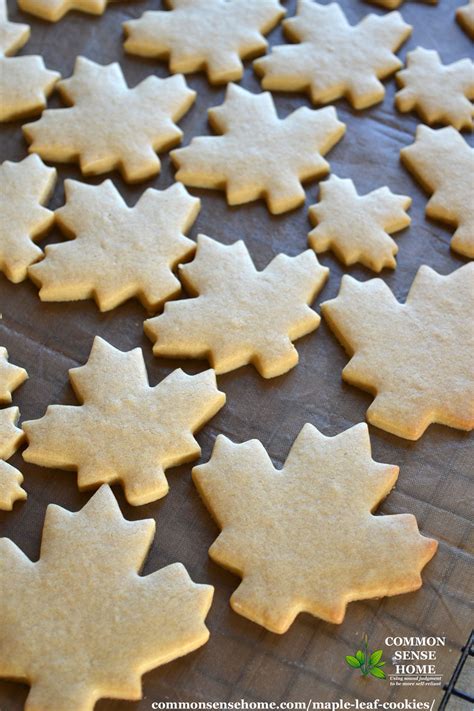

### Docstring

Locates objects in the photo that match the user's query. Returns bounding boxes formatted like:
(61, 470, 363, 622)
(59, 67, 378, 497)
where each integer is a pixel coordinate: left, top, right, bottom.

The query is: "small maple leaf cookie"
(456, 0, 474, 39)
(0, 485, 213, 708)
(145, 235, 329, 378)
(401, 125, 474, 259)
(23, 56, 196, 183)
(322, 264, 474, 440)
(193, 423, 437, 632)
(0, 347, 27, 404)
(124, 0, 285, 85)
(0, 407, 27, 510)
(0, 0, 59, 121)
(172, 84, 345, 214)
(29, 180, 200, 312)
(23, 337, 225, 505)
(254, 1, 412, 110)
(308, 176, 411, 272)
(395, 48, 474, 131)
(19, 0, 130, 22)
(0, 155, 56, 283)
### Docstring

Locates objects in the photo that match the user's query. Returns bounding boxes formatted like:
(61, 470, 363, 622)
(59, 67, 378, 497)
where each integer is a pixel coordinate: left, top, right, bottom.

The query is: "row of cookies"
(2, 90, 473, 298)
(2, 0, 473, 128)
(1, 3, 472, 269)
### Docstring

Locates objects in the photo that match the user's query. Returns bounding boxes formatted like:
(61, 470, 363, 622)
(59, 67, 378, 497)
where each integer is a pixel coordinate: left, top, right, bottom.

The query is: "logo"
(385, 636, 445, 687)
(345, 634, 386, 680)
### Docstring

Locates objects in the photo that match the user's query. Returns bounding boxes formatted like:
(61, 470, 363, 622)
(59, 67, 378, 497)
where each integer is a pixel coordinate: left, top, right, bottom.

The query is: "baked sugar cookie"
(322, 264, 474, 440)
(124, 0, 285, 84)
(0, 155, 56, 283)
(254, 1, 412, 110)
(401, 125, 474, 258)
(0, 0, 59, 121)
(456, 0, 474, 38)
(193, 423, 437, 632)
(172, 83, 345, 214)
(19, 0, 133, 22)
(0, 407, 26, 510)
(23, 57, 195, 183)
(0, 346, 27, 404)
(395, 48, 474, 131)
(0, 485, 213, 709)
(308, 175, 411, 271)
(145, 235, 329, 378)
(29, 180, 199, 312)
(23, 337, 225, 505)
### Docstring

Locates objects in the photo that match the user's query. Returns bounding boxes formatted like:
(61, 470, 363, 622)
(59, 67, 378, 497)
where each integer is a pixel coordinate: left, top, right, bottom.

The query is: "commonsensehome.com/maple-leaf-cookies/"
(0, 0, 473, 709)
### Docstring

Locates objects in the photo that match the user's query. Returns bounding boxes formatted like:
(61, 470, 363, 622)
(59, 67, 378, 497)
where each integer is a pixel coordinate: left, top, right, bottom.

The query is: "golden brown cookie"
(308, 175, 411, 271)
(172, 83, 345, 213)
(0, 407, 26, 510)
(0, 154, 56, 283)
(322, 264, 474, 440)
(193, 423, 437, 632)
(395, 47, 474, 130)
(23, 337, 225, 505)
(19, 0, 131, 22)
(0, 484, 213, 709)
(29, 180, 199, 312)
(456, 0, 474, 39)
(254, 0, 412, 109)
(0, 0, 59, 121)
(23, 56, 195, 183)
(0, 346, 27, 404)
(145, 235, 329, 378)
(401, 125, 474, 258)
(124, 0, 285, 84)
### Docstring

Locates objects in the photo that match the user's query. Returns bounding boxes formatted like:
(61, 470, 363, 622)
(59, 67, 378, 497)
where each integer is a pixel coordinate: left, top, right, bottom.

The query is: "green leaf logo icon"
(344, 637, 386, 680)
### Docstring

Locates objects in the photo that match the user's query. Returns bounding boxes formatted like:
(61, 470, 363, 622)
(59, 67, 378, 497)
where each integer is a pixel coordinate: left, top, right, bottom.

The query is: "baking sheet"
(0, 0, 473, 708)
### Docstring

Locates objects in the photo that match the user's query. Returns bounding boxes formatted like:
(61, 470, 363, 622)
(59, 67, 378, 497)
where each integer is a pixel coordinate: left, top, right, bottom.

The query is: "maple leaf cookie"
(395, 48, 474, 131)
(145, 235, 329, 378)
(29, 180, 200, 312)
(193, 423, 437, 632)
(23, 57, 196, 183)
(0, 407, 27, 510)
(0, 346, 27, 404)
(254, 1, 412, 110)
(322, 264, 474, 440)
(0, 485, 213, 709)
(0, 0, 59, 121)
(124, 0, 285, 85)
(19, 0, 131, 22)
(308, 176, 411, 272)
(401, 125, 474, 259)
(456, 0, 474, 39)
(23, 337, 225, 505)
(172, 84, 345, 214)
(0, 155, 56, 283)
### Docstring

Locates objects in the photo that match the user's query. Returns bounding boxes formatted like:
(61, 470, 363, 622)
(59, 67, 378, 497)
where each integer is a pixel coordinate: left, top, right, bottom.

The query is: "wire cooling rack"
(438, 630, 474, 710)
